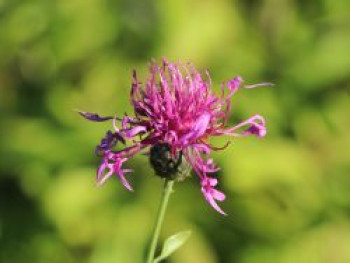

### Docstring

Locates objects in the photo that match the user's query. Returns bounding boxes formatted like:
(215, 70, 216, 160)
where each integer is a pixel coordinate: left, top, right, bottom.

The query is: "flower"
(79, 59, 267, 215)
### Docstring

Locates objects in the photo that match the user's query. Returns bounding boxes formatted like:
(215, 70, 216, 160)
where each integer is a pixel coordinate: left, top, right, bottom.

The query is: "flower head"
(80, 59, 267, 215)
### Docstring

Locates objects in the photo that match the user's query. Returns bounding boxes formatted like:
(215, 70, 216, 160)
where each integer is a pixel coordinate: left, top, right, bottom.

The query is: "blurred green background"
(1, 0, 349, 262)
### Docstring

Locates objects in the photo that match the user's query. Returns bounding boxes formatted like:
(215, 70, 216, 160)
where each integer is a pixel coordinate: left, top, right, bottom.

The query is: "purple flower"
(80, 59, 267, 215)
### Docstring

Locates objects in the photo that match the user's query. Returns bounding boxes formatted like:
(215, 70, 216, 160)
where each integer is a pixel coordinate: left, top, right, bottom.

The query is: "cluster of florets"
(80, 59, 267, 214)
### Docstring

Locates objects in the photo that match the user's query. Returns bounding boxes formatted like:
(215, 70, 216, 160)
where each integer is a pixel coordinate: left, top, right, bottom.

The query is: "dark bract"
(150, 143, 182, 179)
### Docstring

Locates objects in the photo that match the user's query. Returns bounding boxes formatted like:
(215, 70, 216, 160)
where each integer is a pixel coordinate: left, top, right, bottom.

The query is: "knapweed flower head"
(79, 59, 267, 215)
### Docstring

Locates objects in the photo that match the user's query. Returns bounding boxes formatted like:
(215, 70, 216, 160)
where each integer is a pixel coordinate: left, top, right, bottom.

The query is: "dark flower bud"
(150, 143, 182, 180)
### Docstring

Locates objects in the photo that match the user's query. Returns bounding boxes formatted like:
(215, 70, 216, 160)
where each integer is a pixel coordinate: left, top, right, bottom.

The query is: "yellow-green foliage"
(0, 0, 349, 262)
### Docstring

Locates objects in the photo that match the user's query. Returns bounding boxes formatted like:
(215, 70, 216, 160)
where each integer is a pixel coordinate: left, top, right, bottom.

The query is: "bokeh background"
(1, 0, 349, 262)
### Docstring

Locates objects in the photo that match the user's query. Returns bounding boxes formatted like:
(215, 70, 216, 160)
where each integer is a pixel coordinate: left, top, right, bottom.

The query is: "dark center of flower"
(149, 143, 182, 180)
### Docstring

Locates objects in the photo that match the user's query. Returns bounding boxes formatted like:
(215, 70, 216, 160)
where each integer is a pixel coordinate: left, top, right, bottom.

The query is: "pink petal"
(96, 162, 107, 182)
(124, 126, 147, 138)
(227, 76, 243, 95)
(179, 112, 211, 144)
(117, 172, 133, 191)
(97, 169, 114, 186)
(242, 123, 266, 137)
(220, 114, 266, 136)
(202, 188, 227, 215)
(207, 177, 218, 187)
(211, 188, 226, 201)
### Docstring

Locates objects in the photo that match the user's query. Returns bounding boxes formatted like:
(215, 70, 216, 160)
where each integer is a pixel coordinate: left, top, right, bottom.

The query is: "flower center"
(149, 143, 182, 180)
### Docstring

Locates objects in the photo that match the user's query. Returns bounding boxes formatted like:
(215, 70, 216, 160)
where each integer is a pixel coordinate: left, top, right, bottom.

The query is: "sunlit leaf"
(154, 231, 191, 262)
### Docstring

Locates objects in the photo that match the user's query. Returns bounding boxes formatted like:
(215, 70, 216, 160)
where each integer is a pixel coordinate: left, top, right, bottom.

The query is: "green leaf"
(154, 231, 192, 263)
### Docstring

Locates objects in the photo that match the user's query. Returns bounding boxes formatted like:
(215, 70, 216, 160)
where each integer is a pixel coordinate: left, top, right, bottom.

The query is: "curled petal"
(124, 126, 147, 138)
(78, 111, 113, 122)
(218, 114, 266, 137)
(179, 112, 211, 144)
(242, 123, 267, 137)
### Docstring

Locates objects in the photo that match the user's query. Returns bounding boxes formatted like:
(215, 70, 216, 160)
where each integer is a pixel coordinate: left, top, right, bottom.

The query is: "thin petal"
(78, 111, 113, 122)
(96, 162, 107, 182)
(97, 169, 114, 186)
(117, 172, 133, 191)
(124, 126, 147, 138)
(202, 189, 227, 215)
(244, 82, 274, 89)
(96, 163, 114, 186)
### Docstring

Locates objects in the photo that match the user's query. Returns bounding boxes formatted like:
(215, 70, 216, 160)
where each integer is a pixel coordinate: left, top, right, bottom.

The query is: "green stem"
(146, 179, 175, 263)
